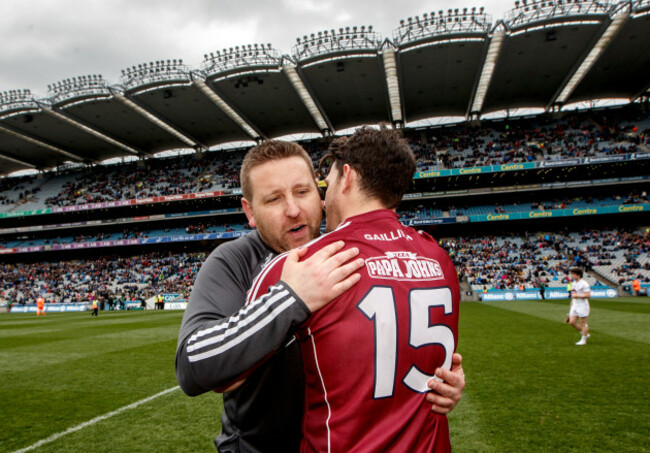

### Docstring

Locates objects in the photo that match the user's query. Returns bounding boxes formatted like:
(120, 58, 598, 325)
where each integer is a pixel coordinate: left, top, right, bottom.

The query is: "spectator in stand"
(0, 106, 643, 213)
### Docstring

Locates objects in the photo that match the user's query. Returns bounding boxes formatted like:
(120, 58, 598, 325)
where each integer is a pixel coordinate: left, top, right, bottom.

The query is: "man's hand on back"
(426, 353, 465, 415)
(281, 240, 364, 313)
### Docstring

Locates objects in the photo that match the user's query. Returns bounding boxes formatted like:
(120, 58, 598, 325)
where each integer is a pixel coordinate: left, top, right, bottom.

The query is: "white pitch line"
(12, 386, 180, 453)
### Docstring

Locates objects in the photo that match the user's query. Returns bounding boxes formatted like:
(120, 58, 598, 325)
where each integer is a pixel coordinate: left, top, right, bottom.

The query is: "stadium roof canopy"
(0, 0, 649, 176)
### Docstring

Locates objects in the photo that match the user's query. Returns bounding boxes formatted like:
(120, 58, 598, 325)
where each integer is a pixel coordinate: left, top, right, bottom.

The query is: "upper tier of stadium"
(0, 0, 649, 175)
(0, 106, 647, 214)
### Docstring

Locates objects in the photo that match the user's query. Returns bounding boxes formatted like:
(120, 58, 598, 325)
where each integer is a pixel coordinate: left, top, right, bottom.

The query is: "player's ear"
(341, 164, 354, 193)
(241, 197, 256, 228)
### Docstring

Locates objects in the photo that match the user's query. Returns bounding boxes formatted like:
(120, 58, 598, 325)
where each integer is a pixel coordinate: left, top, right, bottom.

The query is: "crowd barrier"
(10, 303, 88, 313)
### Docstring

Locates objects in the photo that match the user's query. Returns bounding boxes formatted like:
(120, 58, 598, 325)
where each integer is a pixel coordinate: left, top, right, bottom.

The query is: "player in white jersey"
(567, 267, 591, 345)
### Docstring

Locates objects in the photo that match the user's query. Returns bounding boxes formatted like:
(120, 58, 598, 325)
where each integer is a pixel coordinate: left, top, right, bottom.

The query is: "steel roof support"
(0, 123, 85, 162)
(192, 78, 262, 141)
(110, 90, 203, 149)
(469, 30, 505, 115)
(0, 151, 37, 169)
(551, 12, 629, 107)
(282, 66, 332, 134)
(381, 46, 403, 125)
(38, 102, 144, 157)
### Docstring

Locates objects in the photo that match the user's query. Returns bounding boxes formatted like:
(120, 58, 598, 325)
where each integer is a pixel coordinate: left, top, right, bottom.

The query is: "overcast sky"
(0, 0, 514, 96)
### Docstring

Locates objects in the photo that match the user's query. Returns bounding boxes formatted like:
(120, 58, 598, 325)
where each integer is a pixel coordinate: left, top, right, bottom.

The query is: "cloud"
(0, 0, 514, 93)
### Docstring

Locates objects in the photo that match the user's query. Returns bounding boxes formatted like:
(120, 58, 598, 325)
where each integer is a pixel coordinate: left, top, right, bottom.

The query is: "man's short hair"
(569, 267, 583, 277)
(240, 140, 316, 200)
(318, 125, 416, 209)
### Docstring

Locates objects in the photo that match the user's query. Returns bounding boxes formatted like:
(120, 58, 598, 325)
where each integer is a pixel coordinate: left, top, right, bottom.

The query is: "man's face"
(569, 272, 578, 282)
(242, 156, 322, 253)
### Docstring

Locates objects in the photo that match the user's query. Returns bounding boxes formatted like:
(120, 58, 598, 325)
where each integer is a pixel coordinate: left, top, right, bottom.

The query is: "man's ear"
(241, 197, 256, 228)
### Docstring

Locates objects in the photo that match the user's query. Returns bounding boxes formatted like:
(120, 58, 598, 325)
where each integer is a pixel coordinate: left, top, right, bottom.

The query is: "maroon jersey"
(247, 209, 460, 453)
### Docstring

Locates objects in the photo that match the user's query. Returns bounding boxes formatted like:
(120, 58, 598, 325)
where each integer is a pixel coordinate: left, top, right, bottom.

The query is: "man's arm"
(175, 241, 299, 396)
(176, 240, 363, 396)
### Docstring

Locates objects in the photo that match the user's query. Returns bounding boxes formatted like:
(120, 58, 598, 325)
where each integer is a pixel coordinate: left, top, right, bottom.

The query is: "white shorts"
(570, 301, 590, 318)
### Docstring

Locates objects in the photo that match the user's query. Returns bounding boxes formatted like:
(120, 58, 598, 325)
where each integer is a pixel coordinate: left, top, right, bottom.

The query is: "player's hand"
(281, 240, 364, 313)
(426, 353, 465, 415)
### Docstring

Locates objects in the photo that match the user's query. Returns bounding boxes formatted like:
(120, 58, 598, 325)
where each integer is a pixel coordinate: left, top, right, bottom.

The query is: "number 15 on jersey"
(358, 286, 455, 399)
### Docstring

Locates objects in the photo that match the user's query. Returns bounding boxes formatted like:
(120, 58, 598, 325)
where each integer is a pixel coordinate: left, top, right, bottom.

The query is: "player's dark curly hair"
(318, 125, 415, 209)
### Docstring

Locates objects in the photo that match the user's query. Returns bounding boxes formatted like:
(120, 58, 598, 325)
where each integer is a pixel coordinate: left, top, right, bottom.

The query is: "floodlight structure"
(506, 0, 611, 29)
(632, 0, 650, 12)
(292, 26, 381, 62)
(0, 89, 38, 115)
(200, 43, 281, 77)
(47, 75, 110, 105)
(393, 8, 491, 46)
(120, 59, 191, 90)
(0, 89, 87, 162)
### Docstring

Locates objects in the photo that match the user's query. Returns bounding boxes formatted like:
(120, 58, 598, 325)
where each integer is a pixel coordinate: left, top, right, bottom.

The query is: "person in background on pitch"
(36, 295, 45, 316)
(91, 295, 99, 316)
(176, 140, 466, 453)
(566, 267, 591, 345)
(246, 126, 460, 452)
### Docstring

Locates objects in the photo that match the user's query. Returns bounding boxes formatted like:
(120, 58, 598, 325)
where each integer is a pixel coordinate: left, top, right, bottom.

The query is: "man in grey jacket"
(176, 140, 465, 452)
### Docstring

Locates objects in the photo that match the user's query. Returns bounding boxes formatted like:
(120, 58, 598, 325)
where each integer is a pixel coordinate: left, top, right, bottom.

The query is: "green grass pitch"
(1, 298, 649, 452)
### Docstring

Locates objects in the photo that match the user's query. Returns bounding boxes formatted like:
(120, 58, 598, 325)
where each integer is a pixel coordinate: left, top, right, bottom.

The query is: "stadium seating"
(449, 229, 649, 291)
(0, 107, 647, 214)
(0, 106, 648, 307)
(0, 252, 204, 306)
(2, 227, 647, 306)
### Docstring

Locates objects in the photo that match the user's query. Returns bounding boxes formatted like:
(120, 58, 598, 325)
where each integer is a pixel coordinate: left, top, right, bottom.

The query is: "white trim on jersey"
(307, 326, 333, 453)
(247, 251, 289, 305)
(246, 222, 353, 304)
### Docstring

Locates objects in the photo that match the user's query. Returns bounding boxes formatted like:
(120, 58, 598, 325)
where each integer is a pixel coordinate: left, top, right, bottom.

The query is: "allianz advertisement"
(481, 287, 617, 301)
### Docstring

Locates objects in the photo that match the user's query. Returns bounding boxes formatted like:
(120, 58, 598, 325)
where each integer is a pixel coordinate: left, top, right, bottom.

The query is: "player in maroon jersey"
(247, 126, 460, 452)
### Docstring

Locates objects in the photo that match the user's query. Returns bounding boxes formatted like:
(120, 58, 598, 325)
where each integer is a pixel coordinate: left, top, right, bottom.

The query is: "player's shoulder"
(246, 250, 290, 304)
(412, 228, 454, 260)
(298, 222, 358, 256)
(413, 228, 439, 245)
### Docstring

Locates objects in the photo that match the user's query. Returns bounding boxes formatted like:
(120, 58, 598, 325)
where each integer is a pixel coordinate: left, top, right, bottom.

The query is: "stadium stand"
(0, 106, 647, 213)
(0, 252, 203, 306)
(1, 0, 649, 308)
(3, 226, 647, 307)
(447, 228, 649, 291)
